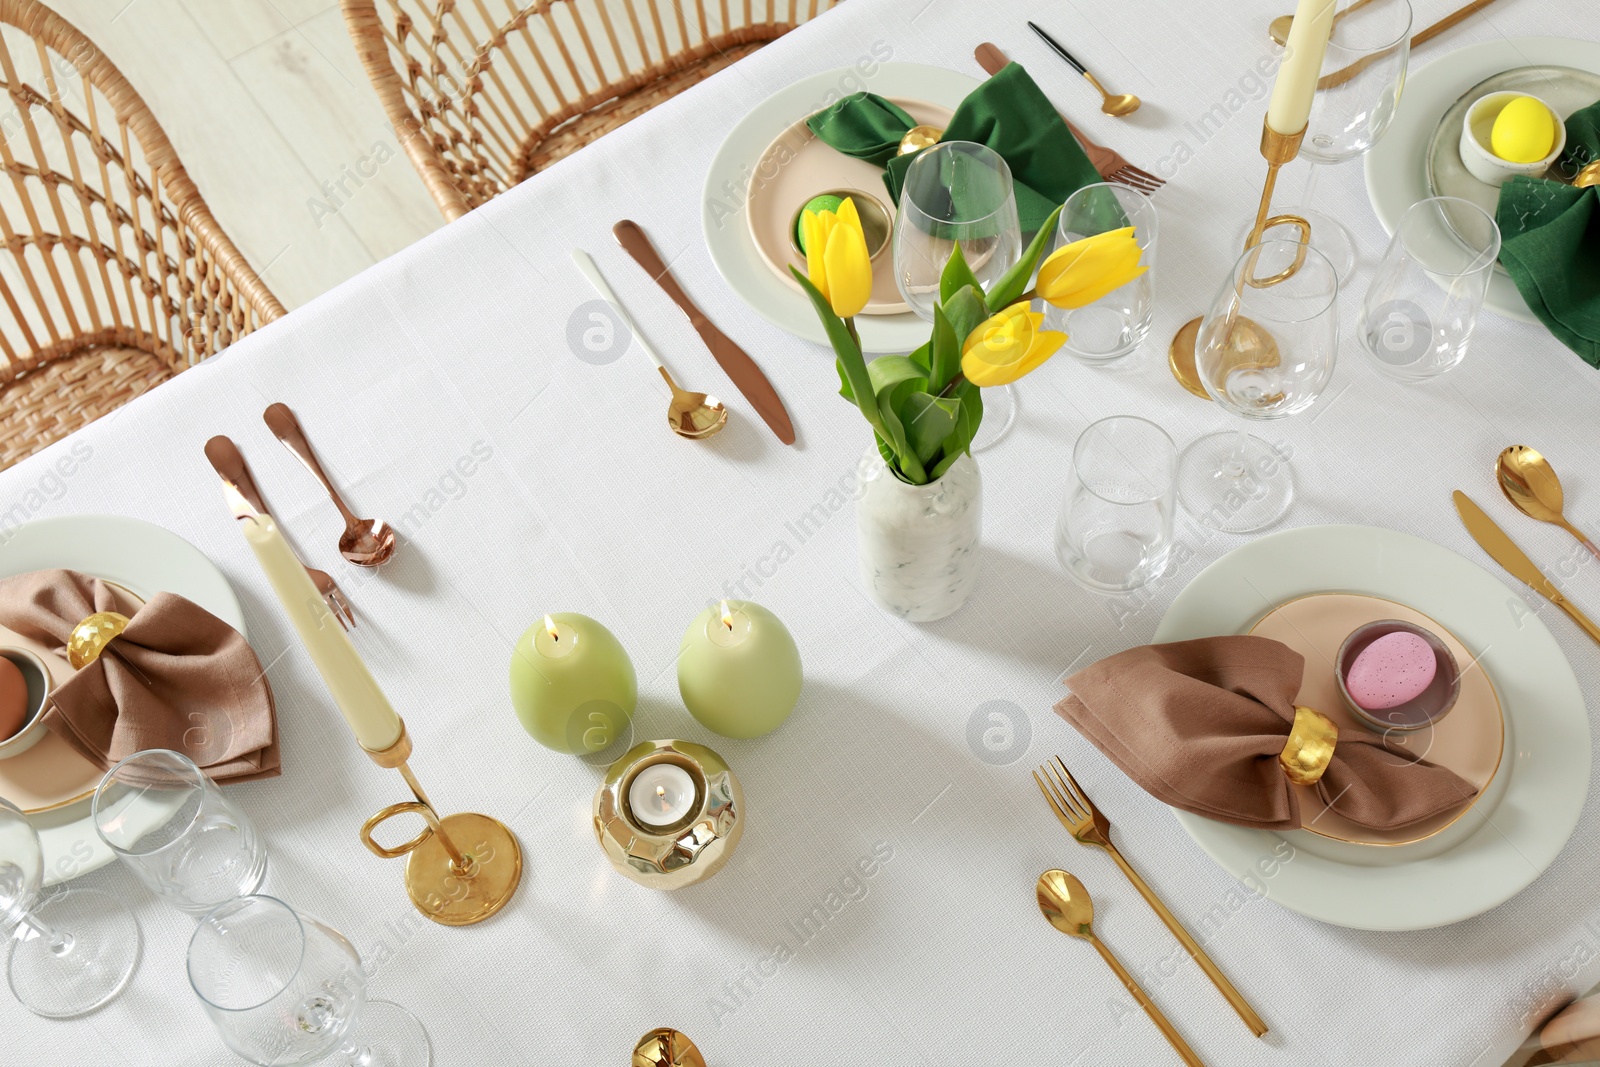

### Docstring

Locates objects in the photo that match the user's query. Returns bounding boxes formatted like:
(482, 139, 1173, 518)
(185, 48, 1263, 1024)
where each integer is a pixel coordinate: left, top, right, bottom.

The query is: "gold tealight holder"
(593, 739, 743, 890)
(358, 719, 523, 926)
(1168, 118, 1311, 399)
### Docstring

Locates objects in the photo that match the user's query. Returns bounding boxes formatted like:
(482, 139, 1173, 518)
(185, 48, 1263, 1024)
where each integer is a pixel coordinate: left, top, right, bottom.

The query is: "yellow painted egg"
(1490, 96, 1557, 164)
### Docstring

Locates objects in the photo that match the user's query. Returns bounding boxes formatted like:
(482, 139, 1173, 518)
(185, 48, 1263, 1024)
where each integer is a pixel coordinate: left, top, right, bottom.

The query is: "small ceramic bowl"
(0, 647, 53, 759)
(789, 188, 892, 262)
(1336, 620, 1460, 733)
(1459, 91, 1567, 187)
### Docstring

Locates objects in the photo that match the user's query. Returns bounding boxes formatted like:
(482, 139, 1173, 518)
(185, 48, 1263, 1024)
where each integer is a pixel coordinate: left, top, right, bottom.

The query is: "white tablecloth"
(6, 1, 1600, 1063)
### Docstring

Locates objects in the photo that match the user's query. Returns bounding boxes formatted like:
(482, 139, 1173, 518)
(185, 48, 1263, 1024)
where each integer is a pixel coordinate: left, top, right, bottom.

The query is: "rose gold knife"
(612, 220, 795, 446)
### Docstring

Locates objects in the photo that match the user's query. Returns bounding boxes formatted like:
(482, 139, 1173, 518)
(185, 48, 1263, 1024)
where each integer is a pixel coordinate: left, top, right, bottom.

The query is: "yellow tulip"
(1036, 226, 1147, 310)
(960, 302, 1066, 387)
(802, 197, 873, 319)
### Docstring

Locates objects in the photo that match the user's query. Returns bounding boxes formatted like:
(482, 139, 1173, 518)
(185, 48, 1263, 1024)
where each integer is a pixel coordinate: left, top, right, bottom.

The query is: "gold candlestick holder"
(357, 720, 523, 926)
(1168, 119, 1311, 398)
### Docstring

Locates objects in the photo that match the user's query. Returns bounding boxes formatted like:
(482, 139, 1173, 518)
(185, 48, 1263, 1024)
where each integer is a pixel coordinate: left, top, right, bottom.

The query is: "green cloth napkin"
(805, 62, 1103, 233)
(1496, 99, 1600, 368)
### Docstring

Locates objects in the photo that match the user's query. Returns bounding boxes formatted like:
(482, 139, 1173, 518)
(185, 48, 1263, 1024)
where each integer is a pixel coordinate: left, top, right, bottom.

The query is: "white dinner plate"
(0, 515, 246, 886)
(703, 63, 980, 353)
(1154, 524, 1589, 931)
(1364, 36, 1600, 325)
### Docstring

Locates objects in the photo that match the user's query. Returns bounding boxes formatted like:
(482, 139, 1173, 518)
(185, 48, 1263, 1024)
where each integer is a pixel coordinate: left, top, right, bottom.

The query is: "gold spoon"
(632, 1028, 705, 1067)
(1027, 22, 1141, 117)
(572, 250, 728, 440)
(1496, 446, 1600, 559)
(1036, 870, 1207, 1067)
(263, 403, 397, 567)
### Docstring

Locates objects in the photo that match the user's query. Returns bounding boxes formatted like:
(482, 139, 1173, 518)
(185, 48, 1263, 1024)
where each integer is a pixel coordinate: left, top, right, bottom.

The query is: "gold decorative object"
(357, 719, 523, 925)
(896, 124, 944, 156)
(1035, 870, 1206, 1067)
(1168, 119, 1309, 398)
(593, 739, 743, 890)
(67, 611, 131, 669)
(1279, 706, 1338, 786)
(632, 1028, 707, 1067)
(1033, 756, 1269, 1038)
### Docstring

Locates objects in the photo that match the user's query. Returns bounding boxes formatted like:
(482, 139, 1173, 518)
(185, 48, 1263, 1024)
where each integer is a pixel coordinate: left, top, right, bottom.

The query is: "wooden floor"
(46, 0, 443, 311)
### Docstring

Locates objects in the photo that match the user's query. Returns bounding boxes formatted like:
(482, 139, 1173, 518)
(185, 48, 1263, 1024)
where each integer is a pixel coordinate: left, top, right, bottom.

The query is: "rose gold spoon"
(263, 403, 397, 567)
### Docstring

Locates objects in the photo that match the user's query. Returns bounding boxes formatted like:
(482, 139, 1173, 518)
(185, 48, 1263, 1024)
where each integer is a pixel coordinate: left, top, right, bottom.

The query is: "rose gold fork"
(205, 436, 356, 631)
(975, 43, 1164, 193)
(1034, 756, 1267, 1037)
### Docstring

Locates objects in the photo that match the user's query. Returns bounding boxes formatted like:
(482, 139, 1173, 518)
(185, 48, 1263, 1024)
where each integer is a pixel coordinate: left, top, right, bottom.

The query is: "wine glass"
(1047, 182, 1159, 363)
(1055, 416, 1177, 592)
(1253, 0, 1412, 276)
(0, 797, 140, 1017)
(1178, 239, 1339, 533)
(893, 140, 1023, 451)
(188, 894, 430, 1066)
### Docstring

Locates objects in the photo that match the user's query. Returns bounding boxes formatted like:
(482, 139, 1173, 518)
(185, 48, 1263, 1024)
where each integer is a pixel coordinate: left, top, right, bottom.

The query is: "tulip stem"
(1019, 287, 1039, 303)
(938, 373, 967, 398)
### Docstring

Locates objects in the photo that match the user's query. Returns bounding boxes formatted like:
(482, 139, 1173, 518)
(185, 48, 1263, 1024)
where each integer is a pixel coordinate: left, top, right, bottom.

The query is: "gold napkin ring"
(67, 611, 131, 669)
(1279, 705, 1338, 786)
(897, 124, 944, 156)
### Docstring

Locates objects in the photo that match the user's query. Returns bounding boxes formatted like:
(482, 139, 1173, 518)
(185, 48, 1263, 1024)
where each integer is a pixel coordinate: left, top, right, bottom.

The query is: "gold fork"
(204, 436, 356, 631)
(1034, 756, 1268, 1037)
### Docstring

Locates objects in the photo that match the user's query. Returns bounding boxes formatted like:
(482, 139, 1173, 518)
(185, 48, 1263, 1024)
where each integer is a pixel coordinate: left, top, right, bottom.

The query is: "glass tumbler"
(1047, 182, 1158, 362)
(1360, 196, 1501, 382)
(1055, 416, 1178, 592)
(1, 797, 139, 1017)
(189, 895, 430, 1067)
(92, 748, 266, 913)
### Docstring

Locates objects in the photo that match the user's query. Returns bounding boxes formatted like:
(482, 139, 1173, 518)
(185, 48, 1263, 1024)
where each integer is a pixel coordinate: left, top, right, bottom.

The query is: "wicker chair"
(0, 0, 284, 469)
(342, 0, 842, 221)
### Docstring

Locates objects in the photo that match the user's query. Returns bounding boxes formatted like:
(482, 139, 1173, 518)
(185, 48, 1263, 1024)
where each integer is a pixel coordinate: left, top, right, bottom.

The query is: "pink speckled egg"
(1345, 631, 1437, 711)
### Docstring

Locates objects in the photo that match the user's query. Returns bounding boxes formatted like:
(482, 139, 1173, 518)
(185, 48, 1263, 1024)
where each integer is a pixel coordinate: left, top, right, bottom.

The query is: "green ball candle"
(510, 612, 636, 755)
(677, 600, 802, 739)
(794, 194, 845, 254)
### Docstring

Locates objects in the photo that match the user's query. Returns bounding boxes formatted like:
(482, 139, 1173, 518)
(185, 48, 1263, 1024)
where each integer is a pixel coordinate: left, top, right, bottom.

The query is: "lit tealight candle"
(626, 762, 697, 829)
(509, 612, 636, 755)
(677, 599, 802, 739)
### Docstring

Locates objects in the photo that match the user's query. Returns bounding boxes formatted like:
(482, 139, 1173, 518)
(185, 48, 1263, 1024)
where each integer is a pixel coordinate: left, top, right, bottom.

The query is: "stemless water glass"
(894, 140, 1022, 450)
(1178, 239, 1339, 533)
(1055, 417, 1177, 592)
(1, 797, 139, 1017)
(189, 895, 430, 1067)
(92, 748, 266, 913)
(1255, 0, 1412, 276)
(1047, 183, 1158, 362)
(1360, 196, 1501, 382)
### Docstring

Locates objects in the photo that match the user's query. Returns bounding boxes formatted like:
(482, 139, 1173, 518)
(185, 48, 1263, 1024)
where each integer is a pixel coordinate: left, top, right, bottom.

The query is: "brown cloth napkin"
(1053, 636, 1476, 831)
(0, 569, 280, 781)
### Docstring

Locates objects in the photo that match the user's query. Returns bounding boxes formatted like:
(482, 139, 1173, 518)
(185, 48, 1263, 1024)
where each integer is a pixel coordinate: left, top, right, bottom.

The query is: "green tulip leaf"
(902, 392, 960, 464)
(986, 205, 1063, 311)
(940, 241, 981, 306)
(929, 305, 959, 393)
(866, 354, 928, 400)
(931, 379, 984, 478)
(877, 377, 928, 484)
(792, 267, 883, 436)
(942, 285, 989, 354)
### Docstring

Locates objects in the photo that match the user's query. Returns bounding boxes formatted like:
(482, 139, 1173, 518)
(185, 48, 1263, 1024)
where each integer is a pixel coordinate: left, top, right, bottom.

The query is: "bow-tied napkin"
(0, 569, 280, 780)
(1497, 99, 1600, 368)
(806, 62, 1103, 232)
(1052, 635, 1477, 831)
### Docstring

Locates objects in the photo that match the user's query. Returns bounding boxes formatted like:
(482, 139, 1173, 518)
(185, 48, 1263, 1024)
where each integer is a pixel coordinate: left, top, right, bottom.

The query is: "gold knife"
(1453, 490, 1600, 645)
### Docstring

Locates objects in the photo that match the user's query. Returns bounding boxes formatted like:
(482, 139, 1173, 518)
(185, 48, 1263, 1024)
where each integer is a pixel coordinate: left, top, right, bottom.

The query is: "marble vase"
(855, 448, 982, 622)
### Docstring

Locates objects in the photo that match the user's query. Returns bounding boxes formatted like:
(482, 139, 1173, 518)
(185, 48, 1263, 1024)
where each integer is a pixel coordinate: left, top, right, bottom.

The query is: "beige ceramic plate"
(745, 98, 955, 316)
(0, 583, 144, 813)
(1250, 593, 1503, 847)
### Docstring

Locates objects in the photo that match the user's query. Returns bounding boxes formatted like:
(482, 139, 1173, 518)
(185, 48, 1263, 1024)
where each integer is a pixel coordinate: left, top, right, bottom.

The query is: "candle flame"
(720, 600, 734, 630)
(543, 614, 560, 642)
